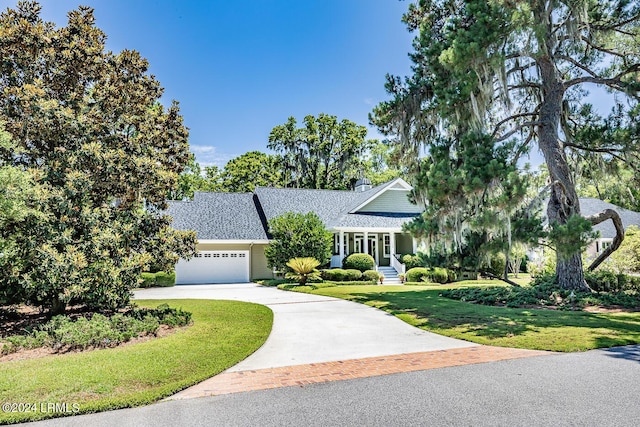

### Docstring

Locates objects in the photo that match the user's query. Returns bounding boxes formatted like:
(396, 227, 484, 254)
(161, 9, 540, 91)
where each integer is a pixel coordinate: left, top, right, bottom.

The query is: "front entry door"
(368, 234, 378, 265)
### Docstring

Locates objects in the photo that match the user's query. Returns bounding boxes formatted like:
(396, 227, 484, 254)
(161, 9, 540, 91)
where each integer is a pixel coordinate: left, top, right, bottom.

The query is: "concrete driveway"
(134, 283, 476, 370)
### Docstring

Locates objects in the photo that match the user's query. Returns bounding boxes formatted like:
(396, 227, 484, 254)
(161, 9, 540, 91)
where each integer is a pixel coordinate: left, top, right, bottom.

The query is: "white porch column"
(363, 231, 369, 254)
(390, 232, 396, 258)
(412, 237, 418, 254)
(339, 231, 345, 261)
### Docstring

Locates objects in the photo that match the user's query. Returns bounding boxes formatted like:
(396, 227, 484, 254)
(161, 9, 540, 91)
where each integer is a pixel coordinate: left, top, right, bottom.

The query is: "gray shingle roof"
(579, 198, 640, 239)
(165, 193, 269, 240)
(255, 179, 419, 229)
(166, 179, 420, 240)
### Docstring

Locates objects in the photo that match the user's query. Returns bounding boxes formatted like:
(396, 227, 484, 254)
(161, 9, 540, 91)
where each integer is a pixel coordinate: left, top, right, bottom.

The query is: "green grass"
(290, 284, 640, 353)
(0, 299, 272, 425)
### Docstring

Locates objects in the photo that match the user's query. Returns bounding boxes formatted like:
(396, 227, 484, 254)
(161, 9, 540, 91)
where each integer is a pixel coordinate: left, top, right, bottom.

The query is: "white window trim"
(383, 234, 391, 258)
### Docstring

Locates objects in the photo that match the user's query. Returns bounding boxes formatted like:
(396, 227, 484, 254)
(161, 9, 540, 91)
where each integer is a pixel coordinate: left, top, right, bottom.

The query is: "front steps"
(377, 266, 402, 285)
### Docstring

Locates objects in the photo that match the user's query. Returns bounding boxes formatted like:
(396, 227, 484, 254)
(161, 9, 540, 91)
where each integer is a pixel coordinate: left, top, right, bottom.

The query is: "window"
(600, 240, 612, 253)
(383, 234, 391, 258)
(354, 234, 364, 253)
(334, 234, 340, 255)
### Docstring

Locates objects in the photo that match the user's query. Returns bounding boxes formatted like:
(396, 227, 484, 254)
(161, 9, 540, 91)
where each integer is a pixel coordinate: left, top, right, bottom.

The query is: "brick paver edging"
(168, 346, 551, 400)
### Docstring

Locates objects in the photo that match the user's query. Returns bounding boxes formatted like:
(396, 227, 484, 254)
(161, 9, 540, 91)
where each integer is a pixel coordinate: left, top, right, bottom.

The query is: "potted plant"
(398, 273, 405, 284)
(379, 273, 385, 285)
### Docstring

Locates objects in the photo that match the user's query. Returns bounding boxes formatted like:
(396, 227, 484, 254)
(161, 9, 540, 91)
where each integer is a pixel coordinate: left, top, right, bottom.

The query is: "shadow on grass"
(341, 289, 640, 343)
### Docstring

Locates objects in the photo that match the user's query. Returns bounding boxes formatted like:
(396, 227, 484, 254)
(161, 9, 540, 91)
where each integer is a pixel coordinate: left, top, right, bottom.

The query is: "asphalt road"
(23, 345, 640, 427)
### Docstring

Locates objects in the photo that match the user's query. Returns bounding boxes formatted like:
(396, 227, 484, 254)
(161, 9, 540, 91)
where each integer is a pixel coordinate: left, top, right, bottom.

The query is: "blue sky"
(16, 0, 415, 167)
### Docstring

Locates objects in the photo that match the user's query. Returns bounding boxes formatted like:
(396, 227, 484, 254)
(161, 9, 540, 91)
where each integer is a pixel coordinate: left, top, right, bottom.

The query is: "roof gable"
(349, 178, 420, 214)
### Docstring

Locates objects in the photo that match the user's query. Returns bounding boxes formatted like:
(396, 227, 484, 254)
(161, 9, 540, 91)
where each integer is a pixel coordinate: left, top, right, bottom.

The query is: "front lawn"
(0, 299, 272, 425)
(286, 284, 640, 352)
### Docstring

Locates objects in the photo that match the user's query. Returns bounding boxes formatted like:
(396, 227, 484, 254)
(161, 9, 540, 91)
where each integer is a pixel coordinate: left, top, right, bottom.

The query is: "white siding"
(357, 190, 421, 214)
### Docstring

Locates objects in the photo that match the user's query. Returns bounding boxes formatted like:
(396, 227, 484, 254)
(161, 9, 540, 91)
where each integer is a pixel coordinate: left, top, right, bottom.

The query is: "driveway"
(134, 283, 476, 370)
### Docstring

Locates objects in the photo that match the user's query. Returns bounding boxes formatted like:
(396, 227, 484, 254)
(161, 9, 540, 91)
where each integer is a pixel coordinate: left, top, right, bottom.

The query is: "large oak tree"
(0, 2, 195, 313)
(372, 0, 640, 290)
(268, 114, 371, 190)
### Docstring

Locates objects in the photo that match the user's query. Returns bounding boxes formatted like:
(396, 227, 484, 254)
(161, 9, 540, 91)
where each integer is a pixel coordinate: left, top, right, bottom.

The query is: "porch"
(329, 230, 416, 273)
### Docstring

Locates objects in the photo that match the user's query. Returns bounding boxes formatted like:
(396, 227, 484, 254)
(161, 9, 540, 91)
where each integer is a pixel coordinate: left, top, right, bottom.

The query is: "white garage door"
(175, 251, 250, 284)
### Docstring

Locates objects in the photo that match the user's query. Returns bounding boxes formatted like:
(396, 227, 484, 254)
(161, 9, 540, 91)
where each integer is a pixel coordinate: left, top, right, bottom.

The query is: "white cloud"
(190, 145, 234, 168)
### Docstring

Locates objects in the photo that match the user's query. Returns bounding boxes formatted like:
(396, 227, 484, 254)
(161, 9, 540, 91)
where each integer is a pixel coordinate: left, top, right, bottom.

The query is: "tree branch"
(495, 121, 541, 142)
(556, 55, 598, 77)
(564, 64, 640, 91)
(478, 269, 521, 287)
(586, 209, 625, 271)
(563, 141, 637, 169)
(490, 112, 539, 139)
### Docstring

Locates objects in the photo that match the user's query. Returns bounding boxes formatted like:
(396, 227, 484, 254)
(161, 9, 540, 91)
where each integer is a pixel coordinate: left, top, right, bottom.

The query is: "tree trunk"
(50, 295, 66, 316)
(534, 13, 589, 291)
(556, 252, 586, 290)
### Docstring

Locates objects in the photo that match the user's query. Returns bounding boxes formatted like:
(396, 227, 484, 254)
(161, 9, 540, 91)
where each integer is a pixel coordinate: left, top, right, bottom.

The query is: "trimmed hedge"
(343, 269, 363, 281)
(401, 253, 423, 269)
(321, 268, 375, 283)
(405, 267, 454, 284)
(363, 270, 381, 282)
(342, 253, 375, 272)
(139, 271, 175, 288)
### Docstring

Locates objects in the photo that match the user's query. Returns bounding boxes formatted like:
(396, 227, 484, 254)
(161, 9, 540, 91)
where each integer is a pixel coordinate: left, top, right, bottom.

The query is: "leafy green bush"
(321, 268, 372, 282)
(321, 269, 346, 281)
(406, 267, 430, 283)
(342, 253, 375, 272)
(427, 267, 449, 284)
(446, 269, 457, 282)
(585, 270, 640, 293)
(1, 304, 191, 355)
(138, 271, 175, 288)
(441, 273, 640, 309)
(155, 272, 175, 287)
(140, 273, 157, 288)
(343, 269, 363, 281)
(401, 253, 423, 269)
(363, 270, 381, 282)
(265, 212, 333, 271)
(487, 252, 506, 277)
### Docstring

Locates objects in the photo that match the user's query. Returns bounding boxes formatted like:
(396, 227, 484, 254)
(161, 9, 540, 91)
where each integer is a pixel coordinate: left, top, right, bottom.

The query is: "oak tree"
(268, 114, 371, 190)
(372, 0, 640, 290)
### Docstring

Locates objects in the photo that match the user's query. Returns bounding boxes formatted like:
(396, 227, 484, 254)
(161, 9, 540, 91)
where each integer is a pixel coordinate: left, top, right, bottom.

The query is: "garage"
(175, 250, 250, 284)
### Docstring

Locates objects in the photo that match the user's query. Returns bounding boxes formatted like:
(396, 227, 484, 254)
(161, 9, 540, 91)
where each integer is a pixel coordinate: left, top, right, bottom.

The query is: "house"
(580, 198, 640, 259)
(166, 178, 422, 284)
(527, 198, 640, 266)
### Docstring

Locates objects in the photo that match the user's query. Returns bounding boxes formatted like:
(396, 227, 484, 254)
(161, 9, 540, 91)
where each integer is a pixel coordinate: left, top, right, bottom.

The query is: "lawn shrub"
(1, 304, 191, 355)
(342, 253, 375, 272)
(401, 253, 423, 269)
(487, 252, 507, 276)
(406, 267, 430, 283)
(441, 273, 640, 309)
(321, 269, 346, 281)
(155, 272, 176, 287)
(321, 268, 375, 282)
(140, 273, 156, 288)
(428, 267, 449, 284)
(343, 269, 363, 281)
(138, 271, 175, 288)
(446, 269, 457, 282)
(585, 270, 640, 293)
(363, 270, 381, 282)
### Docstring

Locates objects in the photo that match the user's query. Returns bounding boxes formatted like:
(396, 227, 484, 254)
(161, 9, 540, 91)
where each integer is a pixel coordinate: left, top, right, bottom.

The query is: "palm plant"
(285, 257, 321, 286)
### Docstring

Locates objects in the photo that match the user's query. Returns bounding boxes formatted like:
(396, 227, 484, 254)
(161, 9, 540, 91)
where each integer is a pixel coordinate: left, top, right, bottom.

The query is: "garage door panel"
(175, 250, 249, 284)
